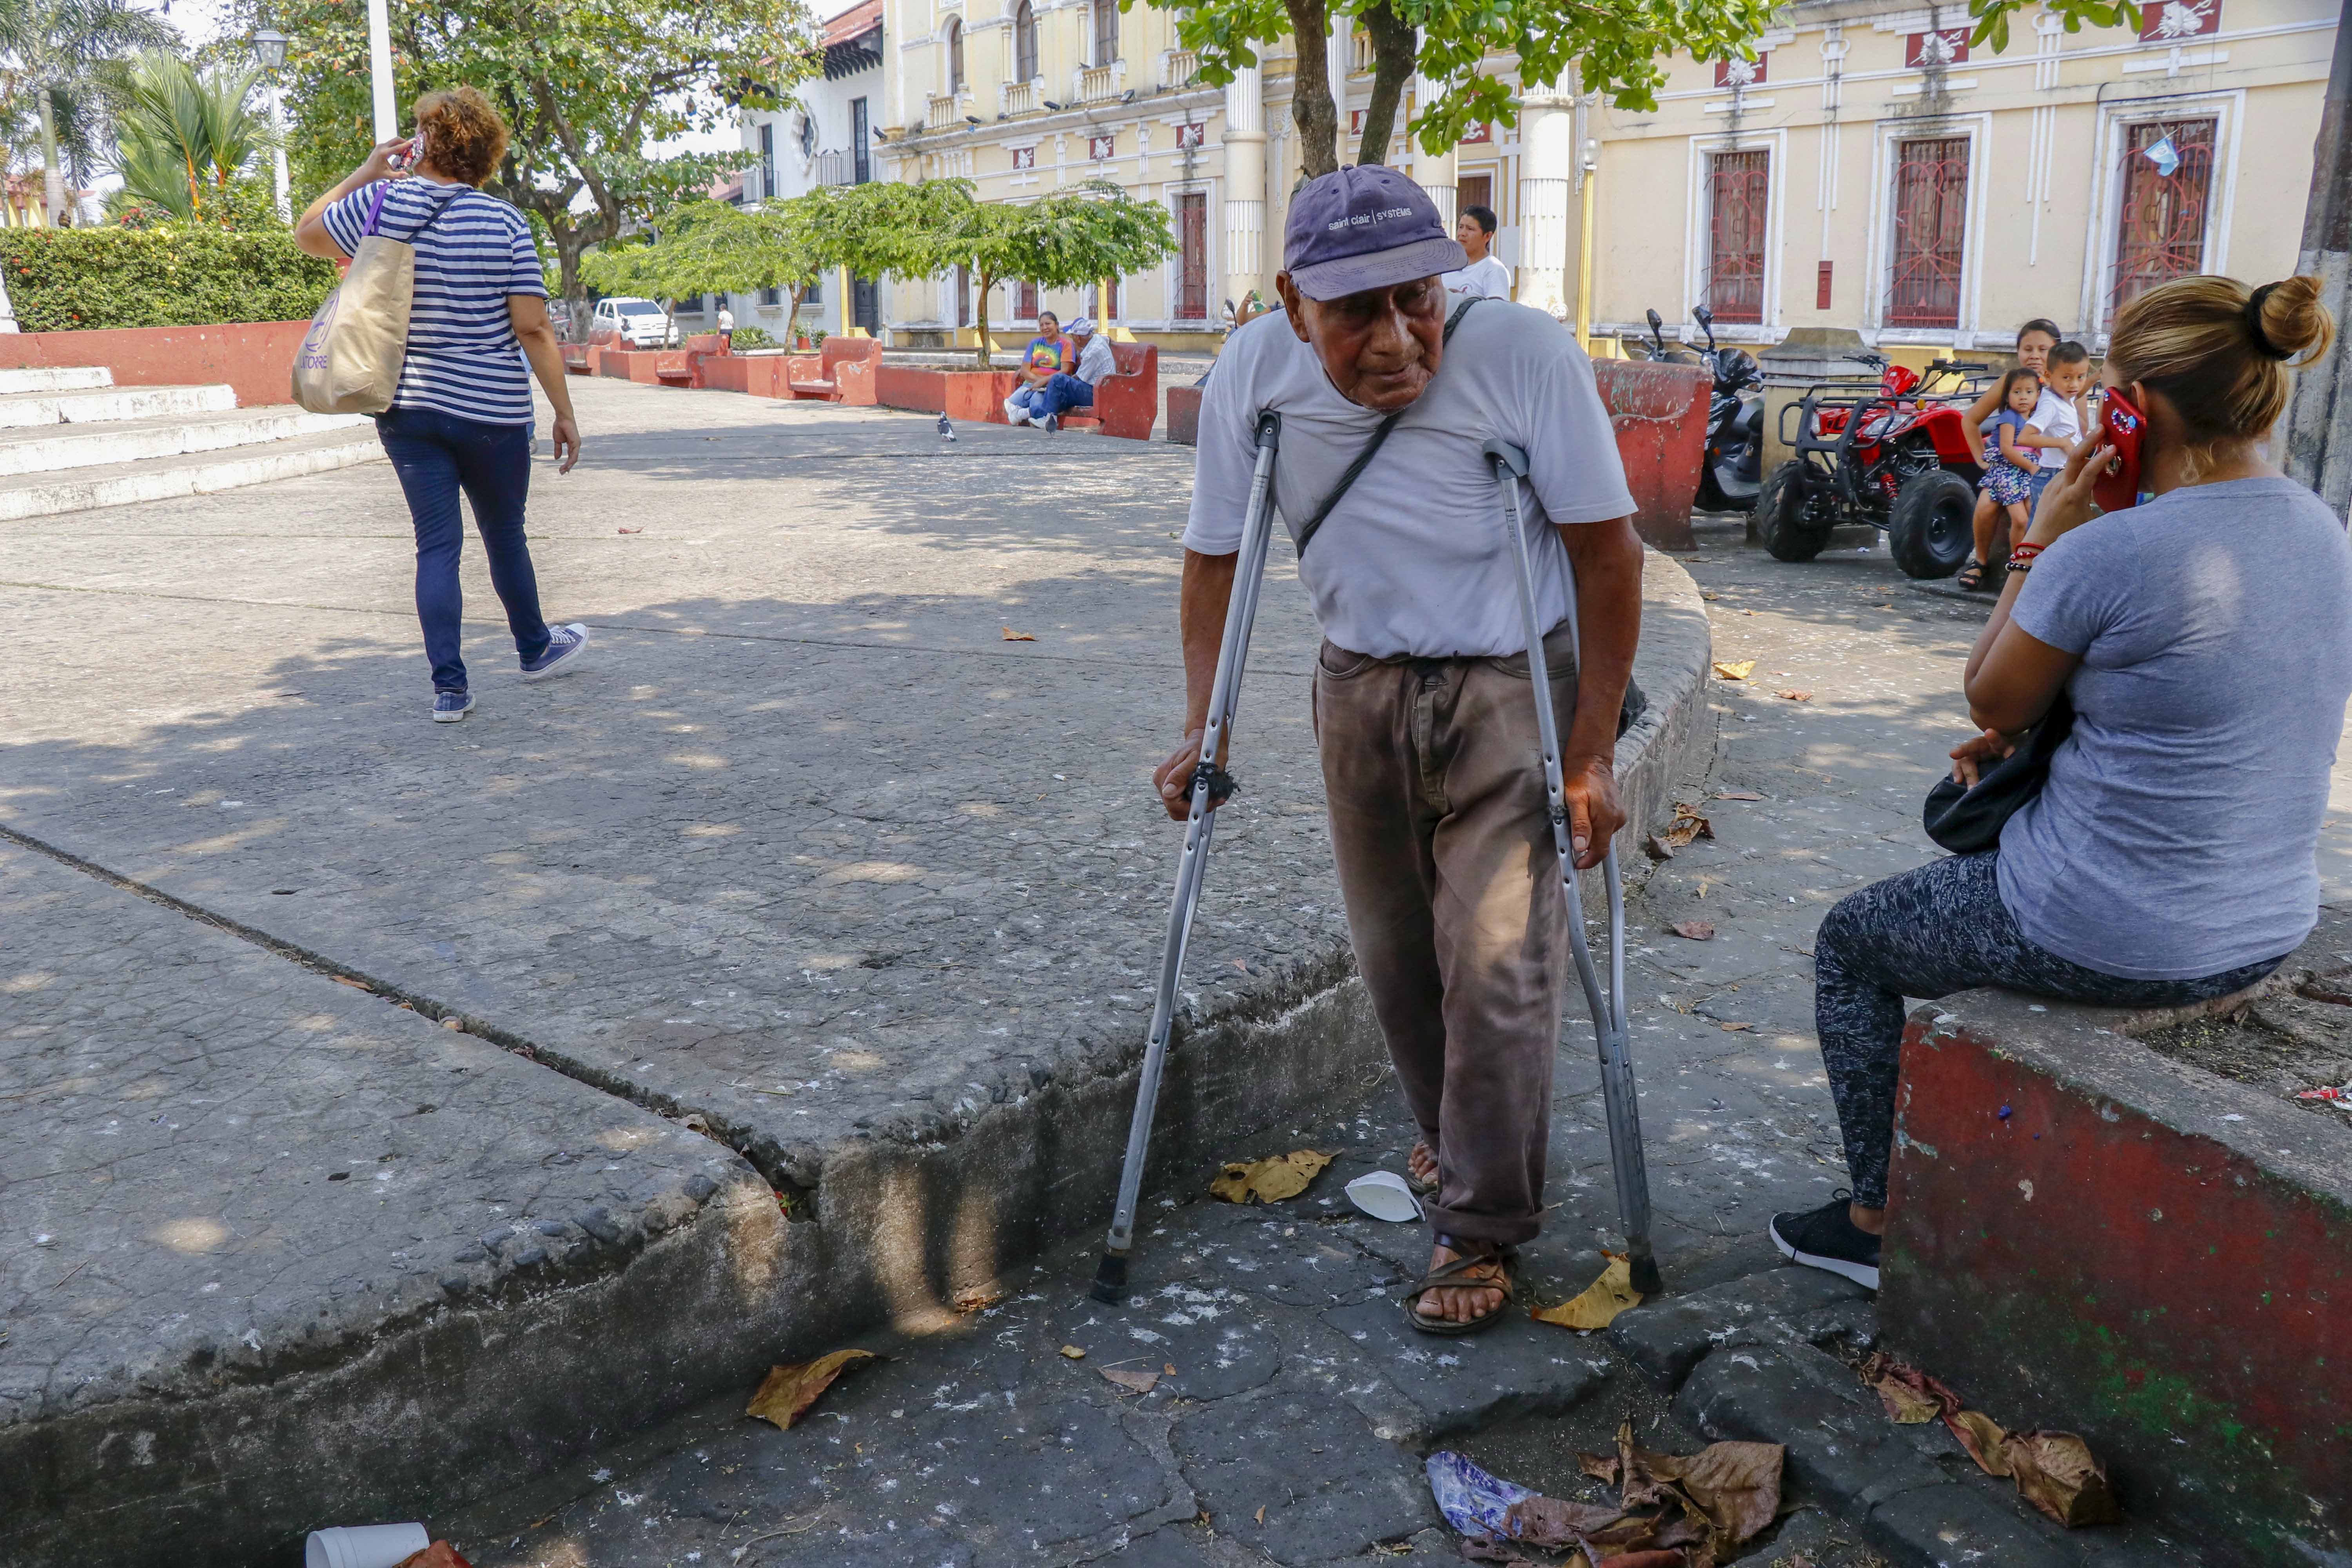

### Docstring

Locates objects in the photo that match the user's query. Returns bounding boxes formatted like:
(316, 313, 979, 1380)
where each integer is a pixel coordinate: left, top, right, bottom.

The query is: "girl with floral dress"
(1960, 368, 2043, 592)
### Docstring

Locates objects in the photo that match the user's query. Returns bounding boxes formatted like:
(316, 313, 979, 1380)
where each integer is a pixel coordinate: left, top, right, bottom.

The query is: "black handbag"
(1921, 693, 2075, 855)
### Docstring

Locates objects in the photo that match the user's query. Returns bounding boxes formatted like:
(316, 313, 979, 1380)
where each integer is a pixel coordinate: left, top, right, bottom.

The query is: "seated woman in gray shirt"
(1772, 272, 2350, 1290)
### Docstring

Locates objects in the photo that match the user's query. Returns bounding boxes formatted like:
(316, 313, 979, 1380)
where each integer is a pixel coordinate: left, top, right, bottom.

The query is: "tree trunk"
(1285, 0, 1339, 180)
(975, 267, 993, 368)
(1354, 0, 1417, 168)
(38, 86, 62, 226)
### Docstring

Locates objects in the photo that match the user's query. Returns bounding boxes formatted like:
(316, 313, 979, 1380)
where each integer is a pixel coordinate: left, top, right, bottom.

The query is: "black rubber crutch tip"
(1628, 1251, 1664, 1297)
(1089, 1252, 1128, 1303)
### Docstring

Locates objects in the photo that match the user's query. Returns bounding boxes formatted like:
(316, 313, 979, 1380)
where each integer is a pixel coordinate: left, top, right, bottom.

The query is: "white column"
(366, 0, 396, 140)
(269, 80, 291, 221)
(1515, 89, 1576, 318)
(1327, 16, 1353, 162)
(1411, 69, 1455, 227)
(1224, 66, 1267, 306)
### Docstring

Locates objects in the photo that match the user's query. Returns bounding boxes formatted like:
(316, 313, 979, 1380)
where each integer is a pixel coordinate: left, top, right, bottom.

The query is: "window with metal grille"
(1015, 1, 1037, 80)
(758, 123, 775, 203)
(1018, 280, 1038, 319)
(1093, 0, 1119, 66)
(1705, 149, 1769, 324)
(851, 98, 870, 183)
(1177, 192, 1208, 319)
(2111, 118, 2216, 311)
(1887, 136, 1970, 328)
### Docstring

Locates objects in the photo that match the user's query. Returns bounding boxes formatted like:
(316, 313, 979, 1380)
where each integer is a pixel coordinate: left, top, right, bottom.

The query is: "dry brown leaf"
(1208, 1149, 1332, 1204)
(332, 976, 371, 991)
(1718, 1021, 1754, 1033)
(1644, 833, 1677, 862)
(1946, 1408, 2013, 1475)
(393, 1546, 476, 1568)
(1671, 921, 1716, 941)
(1164, 1363, 1177, 1375)
(1660, 808, 1714, 850)
(745, 1348, 876, 1430)
(1715, 790, 1762, 801)
(1500, 1496, 1626, 1549)
(2006, 1430, 2122, 1527)
(1531, 1254, 1643, 1331)
(1712, 660, 1755, 681)
(1100, 1367, 1159, 1395)
(1254, 1505, 1266, 1525)
(1775, 690, 1813, 702)
(1002, 626, 1036, 641)
(1670, 1440, 1784, 1545)
(1058, 1344, 1086, 1359)
(952, 1283, 1004, 1315)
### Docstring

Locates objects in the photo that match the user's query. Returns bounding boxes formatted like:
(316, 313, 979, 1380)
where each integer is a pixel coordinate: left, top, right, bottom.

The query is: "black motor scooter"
(1690, 305, 1764, 513)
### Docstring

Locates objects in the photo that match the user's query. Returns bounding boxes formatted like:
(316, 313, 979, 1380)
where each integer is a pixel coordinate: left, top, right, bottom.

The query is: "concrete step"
(0, 364, 113, 394)
(0, 382, 236, 431)
(0, 405, 367, 476)
(0, 423, 382, 521)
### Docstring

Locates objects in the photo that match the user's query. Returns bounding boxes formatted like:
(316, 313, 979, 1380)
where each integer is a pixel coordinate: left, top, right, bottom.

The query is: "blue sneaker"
(432, 690, 474, 723)
(521, 622, 589, 682)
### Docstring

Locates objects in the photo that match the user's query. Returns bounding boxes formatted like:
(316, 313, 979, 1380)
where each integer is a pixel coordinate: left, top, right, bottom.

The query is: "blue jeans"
(376, 406, 550, 692)
(1038, 372, 1095, 418)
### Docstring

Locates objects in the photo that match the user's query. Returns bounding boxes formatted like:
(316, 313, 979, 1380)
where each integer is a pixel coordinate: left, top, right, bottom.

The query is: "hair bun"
(2256, 275, 2334, 363)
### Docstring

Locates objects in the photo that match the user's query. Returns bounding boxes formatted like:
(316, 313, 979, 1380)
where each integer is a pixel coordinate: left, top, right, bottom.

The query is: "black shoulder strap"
(403, 184, 472, 247)
(1294, 296, 1480, 560)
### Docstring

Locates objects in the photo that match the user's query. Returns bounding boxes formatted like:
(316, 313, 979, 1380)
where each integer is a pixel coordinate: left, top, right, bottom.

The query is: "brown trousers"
(1312, 624, 1580, 1247)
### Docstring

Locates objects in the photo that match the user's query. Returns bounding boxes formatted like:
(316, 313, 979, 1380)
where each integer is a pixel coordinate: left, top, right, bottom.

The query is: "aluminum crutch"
(1093, 410, 1283, 1303)
(1482, 437, 1662, 1297)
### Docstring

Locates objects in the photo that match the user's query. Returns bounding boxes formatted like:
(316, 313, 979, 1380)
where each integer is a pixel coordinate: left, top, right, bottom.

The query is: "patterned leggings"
(1814, 851, 2285, 1207)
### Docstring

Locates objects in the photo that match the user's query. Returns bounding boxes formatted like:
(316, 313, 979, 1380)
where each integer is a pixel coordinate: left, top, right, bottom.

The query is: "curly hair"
(414, 87, 508, 188)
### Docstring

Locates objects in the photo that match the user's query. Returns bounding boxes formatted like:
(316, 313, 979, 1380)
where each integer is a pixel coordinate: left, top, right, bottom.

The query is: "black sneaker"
(1769, 1192, 1881, 1290)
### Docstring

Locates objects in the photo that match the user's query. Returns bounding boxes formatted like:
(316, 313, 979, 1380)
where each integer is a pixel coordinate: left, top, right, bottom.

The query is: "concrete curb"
(0, 426, 382, 521)
(2, 552, 1711, 1565)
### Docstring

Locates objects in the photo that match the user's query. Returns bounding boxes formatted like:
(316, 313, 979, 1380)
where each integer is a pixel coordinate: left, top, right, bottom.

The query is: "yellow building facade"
(855, 0, 2337, 354)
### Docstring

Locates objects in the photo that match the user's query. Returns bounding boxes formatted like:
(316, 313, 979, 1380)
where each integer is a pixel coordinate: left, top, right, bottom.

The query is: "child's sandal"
(1956, 559, 1986, 592)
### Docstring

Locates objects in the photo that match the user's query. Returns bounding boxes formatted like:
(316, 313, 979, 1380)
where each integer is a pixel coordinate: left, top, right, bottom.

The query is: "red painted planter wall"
(1590, 358, 1709, 553)
(0, 319, 312, 407)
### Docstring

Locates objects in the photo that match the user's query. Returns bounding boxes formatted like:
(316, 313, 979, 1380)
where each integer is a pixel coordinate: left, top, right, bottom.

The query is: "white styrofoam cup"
(305, 1522, 430, 1568)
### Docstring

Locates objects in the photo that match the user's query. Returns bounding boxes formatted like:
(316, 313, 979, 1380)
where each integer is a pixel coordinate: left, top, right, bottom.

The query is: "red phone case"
(2094, 388, 2145, 513)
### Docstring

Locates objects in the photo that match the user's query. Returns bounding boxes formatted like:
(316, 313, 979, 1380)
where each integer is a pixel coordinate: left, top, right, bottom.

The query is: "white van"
(590, 297, 677, 349)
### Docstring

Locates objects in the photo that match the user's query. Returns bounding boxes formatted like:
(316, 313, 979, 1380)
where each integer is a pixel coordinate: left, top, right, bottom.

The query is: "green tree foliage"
(229, 0, 820, 308)
(1151, 0, 2143, 179)
(0, 0, 176, 219)
(582, 196, 829, 338)
(0, 225, 335, 329)
(108, 51, 269, 225)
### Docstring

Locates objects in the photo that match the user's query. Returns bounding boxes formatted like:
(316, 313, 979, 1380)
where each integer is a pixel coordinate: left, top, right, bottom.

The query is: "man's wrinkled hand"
(1154, 728, 1212, 823)
(1563, 756, 1622, 870)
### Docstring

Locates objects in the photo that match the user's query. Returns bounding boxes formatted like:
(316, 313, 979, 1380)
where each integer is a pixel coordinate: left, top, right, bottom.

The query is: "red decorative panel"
(1459, 122, 1493, 145)
(1174, 121, 1205, 149)
(1706, 149, 1769, 325)
(1087, 134, 1115, 160)
(1714, 54, 1765, 89)
(1011, 145, 1036, 170)
(2140, 0, 2221, 40)
(2111, 118, 2216, 309)
(1817, 259, 1834, 311)
(1888, 136, 1970, 328)
(1906, 28, 1970, 67)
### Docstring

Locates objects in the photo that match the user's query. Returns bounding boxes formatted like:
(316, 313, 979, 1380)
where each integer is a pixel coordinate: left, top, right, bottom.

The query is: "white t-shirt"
(1183, 294, 1635, 659)
(2025, 386, 2082, 472)
(717, 307, 736, 332)
(1441, 253, 1512, 299)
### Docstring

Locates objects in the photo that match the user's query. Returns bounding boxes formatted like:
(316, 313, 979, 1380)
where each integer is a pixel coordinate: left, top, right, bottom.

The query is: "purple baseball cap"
(1282, 165, 1466, 301)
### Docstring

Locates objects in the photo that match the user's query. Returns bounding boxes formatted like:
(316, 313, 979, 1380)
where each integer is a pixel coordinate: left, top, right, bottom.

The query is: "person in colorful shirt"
(1004, 310, 1073, 426)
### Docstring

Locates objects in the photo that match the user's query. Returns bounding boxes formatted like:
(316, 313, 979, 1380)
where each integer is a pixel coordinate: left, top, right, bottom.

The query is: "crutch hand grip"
(1481, 438, 1530, 478)
(1255, 411, 1282, 448)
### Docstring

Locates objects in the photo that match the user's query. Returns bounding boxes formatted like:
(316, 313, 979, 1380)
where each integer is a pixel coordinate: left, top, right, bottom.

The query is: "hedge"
(0, 227, 341, 333)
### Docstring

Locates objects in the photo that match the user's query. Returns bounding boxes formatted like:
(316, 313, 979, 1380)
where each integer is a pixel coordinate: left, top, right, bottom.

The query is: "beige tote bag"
(292, 184, 461, 414)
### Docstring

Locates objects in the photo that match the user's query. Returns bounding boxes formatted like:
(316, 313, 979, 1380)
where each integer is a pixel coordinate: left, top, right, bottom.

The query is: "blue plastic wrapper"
(1425, 1450, 1533, 1538)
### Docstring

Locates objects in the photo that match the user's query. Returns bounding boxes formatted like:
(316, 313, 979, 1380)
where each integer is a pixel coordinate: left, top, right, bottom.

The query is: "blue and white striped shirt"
(321, 178, 547, 426)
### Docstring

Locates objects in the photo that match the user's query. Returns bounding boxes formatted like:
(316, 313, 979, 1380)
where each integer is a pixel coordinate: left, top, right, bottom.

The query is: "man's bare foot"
(1407, 1140, 1437, 1189)
(1412, 1240, 1507, 1326)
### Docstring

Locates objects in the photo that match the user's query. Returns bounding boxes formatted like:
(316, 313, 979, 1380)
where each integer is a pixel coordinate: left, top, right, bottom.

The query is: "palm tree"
(110, 51, 263, 221)
(0, 0, 176, 223)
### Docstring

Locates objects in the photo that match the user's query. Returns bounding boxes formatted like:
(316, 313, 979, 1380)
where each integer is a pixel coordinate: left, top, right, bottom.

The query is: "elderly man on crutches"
(1151, 166, 1650, 1335)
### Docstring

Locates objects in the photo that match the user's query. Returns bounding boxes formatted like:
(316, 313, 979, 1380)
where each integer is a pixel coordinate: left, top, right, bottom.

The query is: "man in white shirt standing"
(716, 303, 735, 350)
(1161, 166, 1643, 1335)
(1033, 316, 1119, 433)
(1441, 204, 1511, 299)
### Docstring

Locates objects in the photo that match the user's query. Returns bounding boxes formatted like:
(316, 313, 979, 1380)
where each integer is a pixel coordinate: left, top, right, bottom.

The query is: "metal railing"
(811, 150, 851, 186)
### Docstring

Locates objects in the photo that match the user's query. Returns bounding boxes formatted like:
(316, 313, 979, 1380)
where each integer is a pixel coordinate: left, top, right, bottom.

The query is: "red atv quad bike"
(1756, 352, 1997, 579)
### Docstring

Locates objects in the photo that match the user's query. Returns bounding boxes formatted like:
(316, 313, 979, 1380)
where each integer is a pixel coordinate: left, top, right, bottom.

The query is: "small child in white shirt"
(2023, 340, 2096, 510)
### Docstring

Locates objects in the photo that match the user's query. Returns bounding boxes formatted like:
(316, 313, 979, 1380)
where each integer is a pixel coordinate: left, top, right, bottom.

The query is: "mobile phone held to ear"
(389, 134, 423, 171)
(2094, 387, 2146, 513)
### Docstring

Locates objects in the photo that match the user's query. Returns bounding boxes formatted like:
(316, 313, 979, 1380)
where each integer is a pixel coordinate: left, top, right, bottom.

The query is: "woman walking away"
(1957, 367, 2041, 592)
(1771, 274, 2351, 1290)
(295, 87, 589, 722)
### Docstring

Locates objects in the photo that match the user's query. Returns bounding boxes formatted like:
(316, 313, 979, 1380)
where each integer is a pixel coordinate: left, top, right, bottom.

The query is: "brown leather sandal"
(1399, 1240, 1517, 1336)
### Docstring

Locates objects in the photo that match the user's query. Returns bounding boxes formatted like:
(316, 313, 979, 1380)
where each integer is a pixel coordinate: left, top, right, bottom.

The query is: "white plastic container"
(305, 1523, 430, 1568)
(1344, 1170, 1424, 1223)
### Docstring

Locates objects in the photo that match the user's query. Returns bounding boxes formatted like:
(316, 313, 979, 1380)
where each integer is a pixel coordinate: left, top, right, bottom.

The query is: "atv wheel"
(1887, 470, 1978, 579)
(1758, 460, 1832, 563)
